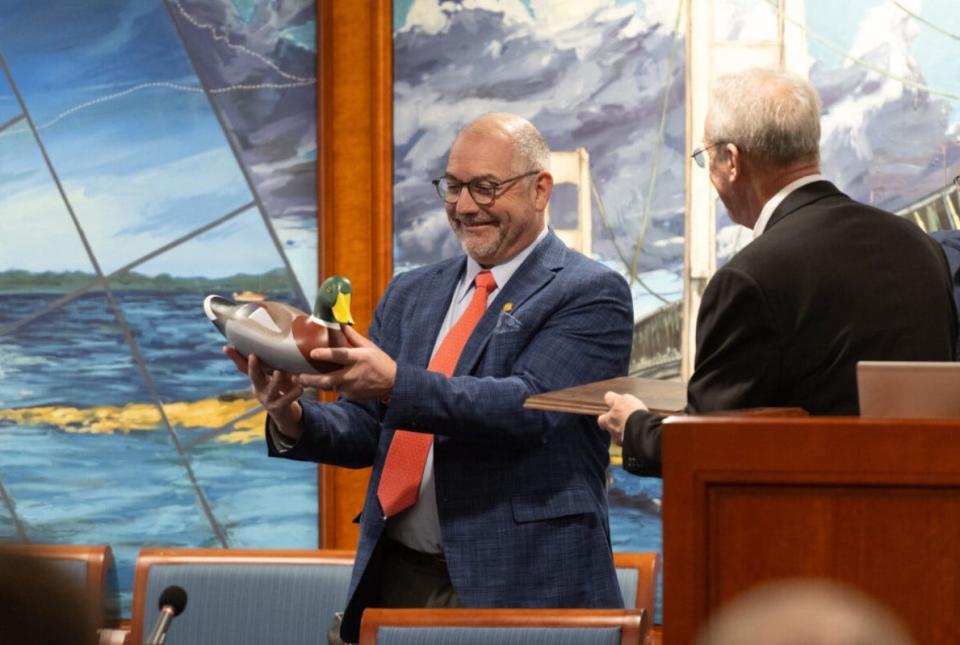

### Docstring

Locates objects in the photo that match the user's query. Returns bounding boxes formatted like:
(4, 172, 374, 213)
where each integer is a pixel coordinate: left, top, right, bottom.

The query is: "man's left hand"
(301, 325, 397, 401)
(598, 391, 648, 446)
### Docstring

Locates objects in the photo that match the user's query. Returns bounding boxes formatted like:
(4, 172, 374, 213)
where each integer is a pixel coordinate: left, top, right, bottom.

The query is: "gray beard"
(458, 230, 503, 262)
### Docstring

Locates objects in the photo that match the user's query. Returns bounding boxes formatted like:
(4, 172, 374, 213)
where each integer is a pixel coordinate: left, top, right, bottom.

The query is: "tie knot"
(474, 270, 497, 292)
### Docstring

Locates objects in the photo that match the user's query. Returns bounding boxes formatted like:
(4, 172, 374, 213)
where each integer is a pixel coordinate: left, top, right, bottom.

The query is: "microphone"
(145, 585, 188, 645)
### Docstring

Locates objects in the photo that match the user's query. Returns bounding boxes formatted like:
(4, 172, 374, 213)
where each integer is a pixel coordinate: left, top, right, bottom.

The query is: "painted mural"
(392, 0, 960, 614)
(1, 0, 958, 624)
(0, 0, 318, 614)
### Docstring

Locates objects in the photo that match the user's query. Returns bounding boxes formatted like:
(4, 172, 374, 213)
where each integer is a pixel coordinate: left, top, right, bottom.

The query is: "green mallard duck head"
(314, 275, 354, 325)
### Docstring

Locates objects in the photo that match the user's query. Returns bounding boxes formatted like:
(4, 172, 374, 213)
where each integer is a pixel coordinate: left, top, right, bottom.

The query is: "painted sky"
(392, 0, 960, 297)
(395, 0, 960, 112)
(3, 0, 958, 300)
(392, 0, 687, 279)
(805, 0, 960, 121)
(0, 0, 317, 300)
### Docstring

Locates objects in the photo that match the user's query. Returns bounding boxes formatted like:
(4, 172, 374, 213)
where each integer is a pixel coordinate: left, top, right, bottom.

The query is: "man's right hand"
(223, 346, 304, 441)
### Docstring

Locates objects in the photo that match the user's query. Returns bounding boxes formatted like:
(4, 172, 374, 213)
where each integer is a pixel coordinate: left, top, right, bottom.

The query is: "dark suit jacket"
(269, 231, 634, 642)
(623, 181, 959, 477)
(930, 230, 960, 323)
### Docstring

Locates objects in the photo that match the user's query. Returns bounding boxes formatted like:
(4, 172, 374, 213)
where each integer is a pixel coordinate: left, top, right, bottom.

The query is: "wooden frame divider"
(613, 552, 661, 619)
(358, 608, 648, 645)
(316, 0, 394, 549)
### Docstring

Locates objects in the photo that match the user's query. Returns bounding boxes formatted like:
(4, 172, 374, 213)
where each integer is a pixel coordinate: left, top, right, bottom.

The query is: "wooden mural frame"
(316, 0, 393, 548)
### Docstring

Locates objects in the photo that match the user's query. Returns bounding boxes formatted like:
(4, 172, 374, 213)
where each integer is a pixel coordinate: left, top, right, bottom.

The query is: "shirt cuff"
(267, 417, 299, 453)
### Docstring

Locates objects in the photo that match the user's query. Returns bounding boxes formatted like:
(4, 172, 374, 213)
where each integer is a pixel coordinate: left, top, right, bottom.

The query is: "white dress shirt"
(752, 174, 825, 238)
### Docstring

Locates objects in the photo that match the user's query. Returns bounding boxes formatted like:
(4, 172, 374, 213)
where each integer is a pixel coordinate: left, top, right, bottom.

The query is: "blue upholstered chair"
(128, 548, 355, 645)
(614, 551, 660, 618)
(0, 542, 116, 628)
(358, 608, 647, 645)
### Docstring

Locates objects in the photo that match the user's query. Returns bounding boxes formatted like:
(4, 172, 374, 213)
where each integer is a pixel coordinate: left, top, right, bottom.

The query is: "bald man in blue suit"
(227, 113, 633, 643)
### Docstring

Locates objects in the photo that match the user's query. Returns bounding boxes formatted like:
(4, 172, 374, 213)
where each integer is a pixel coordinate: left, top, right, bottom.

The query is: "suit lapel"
(454, 231, 566, 376)
(765, 180, 844, 231)
(410, 257, 466, 369)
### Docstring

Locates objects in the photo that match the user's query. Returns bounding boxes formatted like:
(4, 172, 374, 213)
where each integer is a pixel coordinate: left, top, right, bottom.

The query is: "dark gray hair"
(706, 68, 821, 165)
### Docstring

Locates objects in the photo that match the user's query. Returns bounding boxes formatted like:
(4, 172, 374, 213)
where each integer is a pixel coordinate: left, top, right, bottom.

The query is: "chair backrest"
(614, 552, 661, 618)
(128, 548, 354, 645)
(0, 542, 115, 627)
(359, 608, 647, 645)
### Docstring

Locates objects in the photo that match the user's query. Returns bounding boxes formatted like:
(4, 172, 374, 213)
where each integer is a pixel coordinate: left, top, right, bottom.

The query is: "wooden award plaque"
(523, 376, 686, 416)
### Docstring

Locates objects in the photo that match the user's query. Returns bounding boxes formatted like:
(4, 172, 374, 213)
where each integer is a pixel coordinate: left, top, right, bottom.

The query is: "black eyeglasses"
(432, 170, 540, 206)
(691, 142, 727, 169)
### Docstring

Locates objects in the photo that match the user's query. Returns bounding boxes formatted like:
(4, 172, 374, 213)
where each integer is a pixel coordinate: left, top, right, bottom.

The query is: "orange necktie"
(377, 270, 498, 518)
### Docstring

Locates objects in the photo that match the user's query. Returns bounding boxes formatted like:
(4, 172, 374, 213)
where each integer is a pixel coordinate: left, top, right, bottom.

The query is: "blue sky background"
(805, 0, 960, 120)
(0, 0, 317, 301)
(3, 0, 958, 284)
(0, 0, 255, 275)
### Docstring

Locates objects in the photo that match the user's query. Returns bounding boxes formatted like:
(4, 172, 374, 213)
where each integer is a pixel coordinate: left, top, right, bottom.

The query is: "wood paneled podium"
(661, 415, 960, 644)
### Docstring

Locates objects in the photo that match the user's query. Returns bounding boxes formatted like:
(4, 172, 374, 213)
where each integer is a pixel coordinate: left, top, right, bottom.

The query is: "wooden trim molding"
(359, 608, 648, 645)
(316, 0, 393, 549)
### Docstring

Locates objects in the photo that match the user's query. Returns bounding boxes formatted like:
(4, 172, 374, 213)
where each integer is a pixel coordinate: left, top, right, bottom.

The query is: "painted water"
(0, 290, 662, 617)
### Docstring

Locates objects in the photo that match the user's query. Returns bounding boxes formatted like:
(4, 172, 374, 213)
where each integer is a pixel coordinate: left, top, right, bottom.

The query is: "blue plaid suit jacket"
(270, 230, 634, 642)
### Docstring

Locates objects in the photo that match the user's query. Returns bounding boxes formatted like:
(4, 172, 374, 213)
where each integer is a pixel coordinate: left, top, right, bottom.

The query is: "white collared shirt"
(385, 225, 549, 553)
(752, 174, 825, 238)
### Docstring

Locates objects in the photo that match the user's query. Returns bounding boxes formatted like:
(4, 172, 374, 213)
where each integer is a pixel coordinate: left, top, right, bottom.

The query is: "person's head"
(439, 113, 553, 267)
(696, 579, 915, 645)
(700, 68, 822, 227)
(0, 553, 98, 644)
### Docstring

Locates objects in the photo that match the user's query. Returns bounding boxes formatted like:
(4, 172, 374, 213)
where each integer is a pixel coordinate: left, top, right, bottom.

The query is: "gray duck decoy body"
(204, 275, 354, 374)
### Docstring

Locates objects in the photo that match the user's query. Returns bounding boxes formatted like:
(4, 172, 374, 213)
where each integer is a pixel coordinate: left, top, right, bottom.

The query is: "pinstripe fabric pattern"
(374, 626, 622, 644)
(615, 568, 639, 609)
(141, 563, 352, 644)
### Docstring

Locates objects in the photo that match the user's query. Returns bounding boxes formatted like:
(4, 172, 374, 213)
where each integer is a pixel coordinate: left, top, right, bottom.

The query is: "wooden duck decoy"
(203, 275, 354, 374)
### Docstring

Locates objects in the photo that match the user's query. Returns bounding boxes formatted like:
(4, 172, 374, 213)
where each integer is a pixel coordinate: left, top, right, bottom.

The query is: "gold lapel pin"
(502, 302, 513, 313)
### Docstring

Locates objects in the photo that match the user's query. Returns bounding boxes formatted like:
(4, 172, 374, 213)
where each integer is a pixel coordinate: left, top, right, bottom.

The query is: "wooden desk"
(662, 415, 960, 644)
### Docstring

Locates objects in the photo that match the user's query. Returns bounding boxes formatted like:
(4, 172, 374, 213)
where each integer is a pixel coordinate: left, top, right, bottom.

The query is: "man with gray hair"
(227, 112, 633, 642)
(600, 68, 958, 477)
